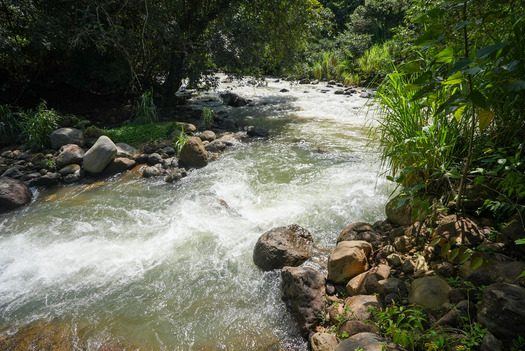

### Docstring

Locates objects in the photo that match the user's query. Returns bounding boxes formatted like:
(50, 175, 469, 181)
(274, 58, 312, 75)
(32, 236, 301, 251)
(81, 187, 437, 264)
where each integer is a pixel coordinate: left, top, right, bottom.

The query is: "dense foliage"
(374, 0, 525, 216)
(0, 0, 321, 106)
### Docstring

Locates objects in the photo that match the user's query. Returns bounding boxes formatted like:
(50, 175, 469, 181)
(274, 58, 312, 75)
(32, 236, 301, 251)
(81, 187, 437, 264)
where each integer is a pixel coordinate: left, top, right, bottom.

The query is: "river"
(0, 78, 390, 350)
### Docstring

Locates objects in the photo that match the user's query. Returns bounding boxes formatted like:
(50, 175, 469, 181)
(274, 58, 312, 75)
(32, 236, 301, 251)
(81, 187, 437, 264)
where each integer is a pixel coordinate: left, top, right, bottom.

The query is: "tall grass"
(373, 70, 467, 188)
(357, 41, 395, 81)
(134, 88, 158, 124)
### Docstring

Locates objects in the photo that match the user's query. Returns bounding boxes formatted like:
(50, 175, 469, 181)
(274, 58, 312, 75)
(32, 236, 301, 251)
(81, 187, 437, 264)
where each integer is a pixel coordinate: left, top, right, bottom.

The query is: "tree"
(0, 0, 322, 106)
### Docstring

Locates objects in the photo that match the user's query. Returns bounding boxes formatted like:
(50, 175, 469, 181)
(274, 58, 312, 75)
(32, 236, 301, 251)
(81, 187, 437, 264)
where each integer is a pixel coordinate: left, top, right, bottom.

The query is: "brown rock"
(327, 241, 372, 283)
(179, 137, 208, 169)
(0, 177, 32, 211)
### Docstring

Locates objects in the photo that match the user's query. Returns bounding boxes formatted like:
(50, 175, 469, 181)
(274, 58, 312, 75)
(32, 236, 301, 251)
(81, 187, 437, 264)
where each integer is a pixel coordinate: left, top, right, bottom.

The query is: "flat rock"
(334, 332, 391, 351)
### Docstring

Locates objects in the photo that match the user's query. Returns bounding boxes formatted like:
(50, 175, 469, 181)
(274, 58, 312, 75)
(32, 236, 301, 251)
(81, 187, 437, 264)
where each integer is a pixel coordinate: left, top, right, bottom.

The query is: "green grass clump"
(103, 123, 170, 147)
(22, 101, 62, 150)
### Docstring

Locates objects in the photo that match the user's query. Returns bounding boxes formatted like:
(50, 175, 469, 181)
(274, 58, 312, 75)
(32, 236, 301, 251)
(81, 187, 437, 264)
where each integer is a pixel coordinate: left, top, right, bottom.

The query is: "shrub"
(104, 123, 169, 147)
(22, 101, 62, 150)
(0, 104, 24, 146)
(133, 88, 158, 124)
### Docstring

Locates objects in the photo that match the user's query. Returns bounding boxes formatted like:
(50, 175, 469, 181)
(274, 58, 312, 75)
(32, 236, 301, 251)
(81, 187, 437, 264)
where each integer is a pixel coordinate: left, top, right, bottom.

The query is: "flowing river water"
(0, 79, 390, 350)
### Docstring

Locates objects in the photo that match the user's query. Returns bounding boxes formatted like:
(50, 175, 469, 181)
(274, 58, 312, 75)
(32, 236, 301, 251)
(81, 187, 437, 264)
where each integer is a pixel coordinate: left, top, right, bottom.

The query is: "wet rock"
(344, 295, 380, 320)
(409, 276, 451, 309)
(179, 137, 208, 169)
(334, 332, 390, 351)
(253, 224, 313, 271)
(310, 332, 338, 351)
(0, 177, 32, 211)
(63, 168, 84, 183)
(280, 88, 289, 93)
(246, 126, 269, 137)
(54, 144, 84, 169)
(162, 146, 176, 157)
(328, 241, 372, 283)
(142, 166, 160, 178)
(115, 142, 138, 158)
(135, 153, 149, 164)
(83, 136, 117, 174)
(103, 157, 136, 175)
(337, 222, 380, 247)
(386, 195, 413, 226)
(478, 283, 525, 339)
(334, 89, 345, 95)
(200, 130, 216, 142)
(299, 78, 311, 84)
(1, 167, 23, 179)
(165, 168, 185, 183)
(31, 172, 61, 186)
(220, 91, 247, 107)
(49, 127, 85, 149)
(281, 266, 325, 336)
(205, 140, 227, 153)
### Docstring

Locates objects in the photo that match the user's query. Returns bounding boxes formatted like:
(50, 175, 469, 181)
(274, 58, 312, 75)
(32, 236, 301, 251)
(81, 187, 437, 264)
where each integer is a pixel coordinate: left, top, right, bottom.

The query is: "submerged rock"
(253, 224, 313, 271)
(220, 91, 247, 107)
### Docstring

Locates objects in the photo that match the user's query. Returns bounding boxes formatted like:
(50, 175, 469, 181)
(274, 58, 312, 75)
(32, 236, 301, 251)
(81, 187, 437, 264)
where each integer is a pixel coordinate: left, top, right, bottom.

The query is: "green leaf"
(435, 47, 454, 63)
(516, 238, 525, 245)
(442, 71, 463, 85)
(445, 167, 461, 178)
(454, 104, 466, 121)
(400, 61, 423, 74)
(464, 66, 482, 75)
(517, 270, 525, 279)
(452, 21, 472, 31)
(470, 254, 483, 270)
(441, 241, 451, 257)
(467, 90, 488, 109)
(476, 42, 510, 59)
(505, 80, 525, 92)
(474, 176, 485, 185)
(429, 237, 441, 246)
(458, 252, 471, 264)
(448, 57, 473, 77)
(448, 248, 460, 261)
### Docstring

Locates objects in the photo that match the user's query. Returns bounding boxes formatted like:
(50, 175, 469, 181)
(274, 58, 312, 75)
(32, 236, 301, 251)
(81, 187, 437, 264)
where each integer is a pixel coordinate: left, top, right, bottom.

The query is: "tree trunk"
(162, 52, 185, 106)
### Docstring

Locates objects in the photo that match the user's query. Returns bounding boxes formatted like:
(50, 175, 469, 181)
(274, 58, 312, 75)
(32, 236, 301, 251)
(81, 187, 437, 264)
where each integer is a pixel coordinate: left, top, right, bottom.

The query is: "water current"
(0, 78, 390, 350)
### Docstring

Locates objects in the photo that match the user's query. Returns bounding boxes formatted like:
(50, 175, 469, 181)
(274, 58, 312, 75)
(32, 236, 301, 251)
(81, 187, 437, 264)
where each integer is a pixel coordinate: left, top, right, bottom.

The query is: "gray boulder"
(344, 295, 380, 320)
(478, 283, 525, 339)
(54, 144, 85, 169)
(281, 266, 325, 336)
(0, 177, 32, 211)
(83, 136, 117, 174)
(179, 137, 208, 169)
(49, 128, 85, 149)
(253, 224, 313, 271)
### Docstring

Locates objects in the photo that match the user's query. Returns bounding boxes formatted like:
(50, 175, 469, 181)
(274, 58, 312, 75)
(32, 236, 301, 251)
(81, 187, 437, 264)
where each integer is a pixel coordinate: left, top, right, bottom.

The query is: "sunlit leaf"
(442, 71, 463, 85)
(478, 110, 495, 130)
(435, 47, 454, 63)
(516, 238, 525, 245)
(454, 105, 466, 121)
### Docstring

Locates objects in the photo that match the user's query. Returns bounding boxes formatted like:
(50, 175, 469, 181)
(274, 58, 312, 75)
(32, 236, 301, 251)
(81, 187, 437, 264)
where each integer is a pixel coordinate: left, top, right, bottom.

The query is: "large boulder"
(409, 276, 451, 309)
(54, 144, 85, 169)
(477, 283, 525, 340)
(220, 91, 247, 107)
(115, 142, 138, 158)
(49, 127, 85, 149)
(460, 253, 525, 287)
(334, 332, 392, 351)
(0, 177, 32, 211)
(281, 266, 326, 336)
(337, 222, 380, 247)
(253, 224, 314, 271)
(179, 137, 208, 169)
(385, 195, 412, 226)
(327, 241, 372, 283)
(83, 136, 117, 174)
(344, 295, 381, 320)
